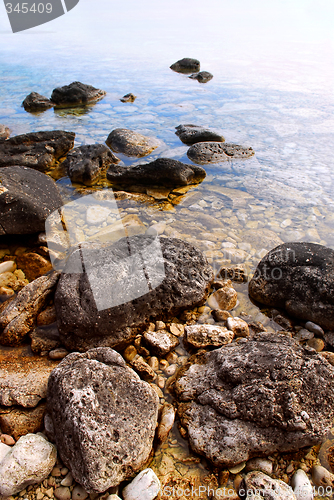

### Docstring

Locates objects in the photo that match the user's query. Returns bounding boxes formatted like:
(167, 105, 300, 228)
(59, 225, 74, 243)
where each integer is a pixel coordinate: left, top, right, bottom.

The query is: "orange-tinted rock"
(16, 253, 52, 282)
(0, 403, 46, 440)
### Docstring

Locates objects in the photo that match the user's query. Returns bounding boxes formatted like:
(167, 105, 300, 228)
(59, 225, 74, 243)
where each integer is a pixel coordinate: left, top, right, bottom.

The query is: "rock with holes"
(249, 243, 334, 330)
(51, 82, 106, 108)
(239, 471, 297, 500)
(187, 142, 255, 164)
(45, 348, 159, 493)
(175, 124, 224, 146)
(175, 333, 334, 467)
(61, 144, 120, 186)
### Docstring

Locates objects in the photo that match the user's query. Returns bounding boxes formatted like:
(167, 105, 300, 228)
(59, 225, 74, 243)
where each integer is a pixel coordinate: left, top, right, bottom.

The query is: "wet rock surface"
(106, 128, 159, 157)
(249, 242, 334, 330)
(187, 141, 255, 164)
(107, 158, 206, 188)
(0, 130, 75, 171)
(175, 333, 334, 467)
(51, 81, 106, 108)
(175, 124, 224, 145)
(0, 345, 59, 408)
(22, 92, 54, 112)
(170, 58, 200, 74)
(189, 71, 213, 83)
(55, 237, 213, 351)
(46, 348, 159, 493)
(61, 144, 120, 186)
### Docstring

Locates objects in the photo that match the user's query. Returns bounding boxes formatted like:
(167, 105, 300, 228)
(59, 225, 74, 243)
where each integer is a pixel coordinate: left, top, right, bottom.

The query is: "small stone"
(72, 485, 89, 500)
(0, 261, 16, 274)
(207, 282, 238, 311)
(157, 376, 165, 389)
(312, 465, 334, 488)
(122, 468, 161, 500)
(169, 323, 184, 337)
(54, 486, 71, 500)
(240, 471, 297, 500)
(212, 309, 232, 322)
(305, 321, 324, 337)
(49, 348, 69, 360)
(51, 82, 106, 108)
(226, 317, 249, 338)
(148, 356, 159, 371)
(0, 286, 15, 298)
(130, 355, 155, 380)
(156, 321, 166, 330)
(45, 487, 54, 497)
(307, 338, 324, 352)
(189, 71, 213, 83)
(124, 346, 138, 363)
(187, 142, 255, 165)
(0, 434, 15, 446)
(229, 461, 246, 474)
(185, 324, 234, 348)
(60, 472, 73, 487)
(157, 403, 175, 443)
(245, 458, 273, 475)
(295, 329, 314, 341)
(291, 469, 313, 500)
(164, 364, 177, 376)
(286, 464, 295, 474)
(120, 93, 136, 103)
(143, 330, 179, 357)
(51, 466, 62, 477)
(159, 359, 169, 370)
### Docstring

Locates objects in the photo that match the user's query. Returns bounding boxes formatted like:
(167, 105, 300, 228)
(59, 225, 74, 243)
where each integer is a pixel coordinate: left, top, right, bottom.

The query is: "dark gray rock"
(187, 142, 255, 164)
(0, 125, 10, 140)
(120, 93, 136, 103)
(249, 243, 334, 330)
(51, 82, 106, 108)
(175, 333, 334, 467)
(46, 348, 159, 493)
(0, 130, 75, 171)
(106, 128, 159, 158)
(55, 237, 213, 351)
(189, 71, 213, 83)
(22, 92, 54, 112)
(175, 124, 224, 146)
(0, 166, 63, 236)
(107, 158, 206, 188)
(61, 144, 120, 186)
(170, 58, 200, 74)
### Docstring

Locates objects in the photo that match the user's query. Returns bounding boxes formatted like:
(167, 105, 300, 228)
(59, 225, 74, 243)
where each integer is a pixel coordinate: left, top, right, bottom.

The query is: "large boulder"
(22, 92, 54, 112)
(249, 242, 334, 330)
(107, 158, 206, 188)
(0, 166, 63, 235)
(106, 128, 159, 158)
(187, 142, 255, 164)
(175, 124, 224, 145)
(170, 58, 200, 74)
(51, 81, 106, 108)
(46, 348, 159, 493)
(0, 130, 75, 171)
(55, 236, 213, 351)
(175, 333, 334, 467)
(61, 144, 120, 185)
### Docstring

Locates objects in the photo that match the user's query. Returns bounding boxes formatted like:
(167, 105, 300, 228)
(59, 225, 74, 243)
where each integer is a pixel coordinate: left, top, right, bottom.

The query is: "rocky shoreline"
(1, 68, 334, 500)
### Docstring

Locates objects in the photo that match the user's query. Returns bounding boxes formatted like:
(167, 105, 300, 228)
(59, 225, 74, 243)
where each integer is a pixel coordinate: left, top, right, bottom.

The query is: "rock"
(312, 465, 334, 488)
(305, 321, 324, 337)
(55, 237, 213, 351)
(22, 92, 54, 112)
(245, 458, 273, 475)
(249, 243, 334, 330)
(54, 486, 71, 500)
(0, 124, 10, 139)
(211, 309, 232, 322)
(0, 403, 46, 440)
(187, 142, 255, 164)
(0, 130, 75, 171)
(72, 485, 89, 500)
(106, 128, 159, 157)
(37, 306, 57, 327)
(130, 355, 156, 381)
(61, 144, 120, 186)
(60, 472, 73, 487)
(320, 351, 334, 366)
(226, 317, 249, 338)
(46, 348, 159, 493)
(49, 348, 69, 360)
(239, 471, 297, 500)
(0, 261, 16, 274)
(30, 324, 61, 354)
(122, 468, 161, 500)
(0, 166, 63, 235)
(294, 329, 314, 341)
(16, 252, 52, 281)
(175, 333, 334, 467)
(291, 469, 313, 500)
(170, 58, 200, 74)
(207, 281, 237, 311)
(0, 434, 15, 445)
(169, 323, 184, 337)
(307, 338, 324, 352)
(184, 324, 234, 348)
(218, 266, 248, 283)
(0, 433, 57, 497)
(0, 271, 59, 346)
(0, 345, 59, 407)
(0, 442, 11, 462)
(107, 158, 206, 188)
(143, 330, 179, 356)
(120, 93, 136, 103)
(51, 82, 106, 108)
(189, 71, 213, 83)
(157, 403, 175, 443)
(175, 124, 224, 145)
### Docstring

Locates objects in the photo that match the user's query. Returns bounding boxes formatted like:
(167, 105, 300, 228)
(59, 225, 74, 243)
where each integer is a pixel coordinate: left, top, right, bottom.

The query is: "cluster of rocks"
(170, 58, 213, 83)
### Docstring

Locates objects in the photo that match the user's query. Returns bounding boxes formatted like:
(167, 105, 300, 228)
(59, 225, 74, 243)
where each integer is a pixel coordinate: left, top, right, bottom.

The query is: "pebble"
(60, 472, 73, 487)
(130, 355, 155, 380)
(0, 434, 15, 446)
(169, 323, 184, 337)
(54, 486, 71, 500)
(312, 465, 334, 487)
(294, 329, 314, 341)
(49, 348, 69, 360)
(229, 461, 246, 474)
(305, 321, 324, 337)
(0, 261, 16, 274)
(291, 469, 313, 500)
(156, 321, 166, 330)
(208, 285, 238, 311)
(123, 346, 137, 362)
(307, 338, 324, 352)
(245, 458, 273, 475)
(226, 317, 249, 338)
(148, 356, 159, 371)
(164, 364, 177, 376)
(72, 485, 89, 500)
(122, 468, 161, 500)
(157, 403, 175, 443)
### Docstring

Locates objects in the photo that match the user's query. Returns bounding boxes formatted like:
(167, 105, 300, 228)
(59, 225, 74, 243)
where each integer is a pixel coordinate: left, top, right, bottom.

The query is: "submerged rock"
(157, 403, 175, 443)
(170, 58, 200, 74)
(106, 128, 159, 157)
(0, 433, 57, 497)
(51, 81, 106, 108)
(107, 158, 206, 188)
(187, 142, 255, 164)
(55, 237, 213, 351)
(46, 348, 159, 493)
(0, 124, 11, 139)
(239, 471, 297, 500)
(0, 130, 75, 171)
(120, 93, 137, 103)
(175, 333, 334, 467)
(22, 92, 54, 112)
(61, 144, 120, 185)
(175, 124, 224, 145)
(249, 243, 334, 330)
(189, 71, 213, 83)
